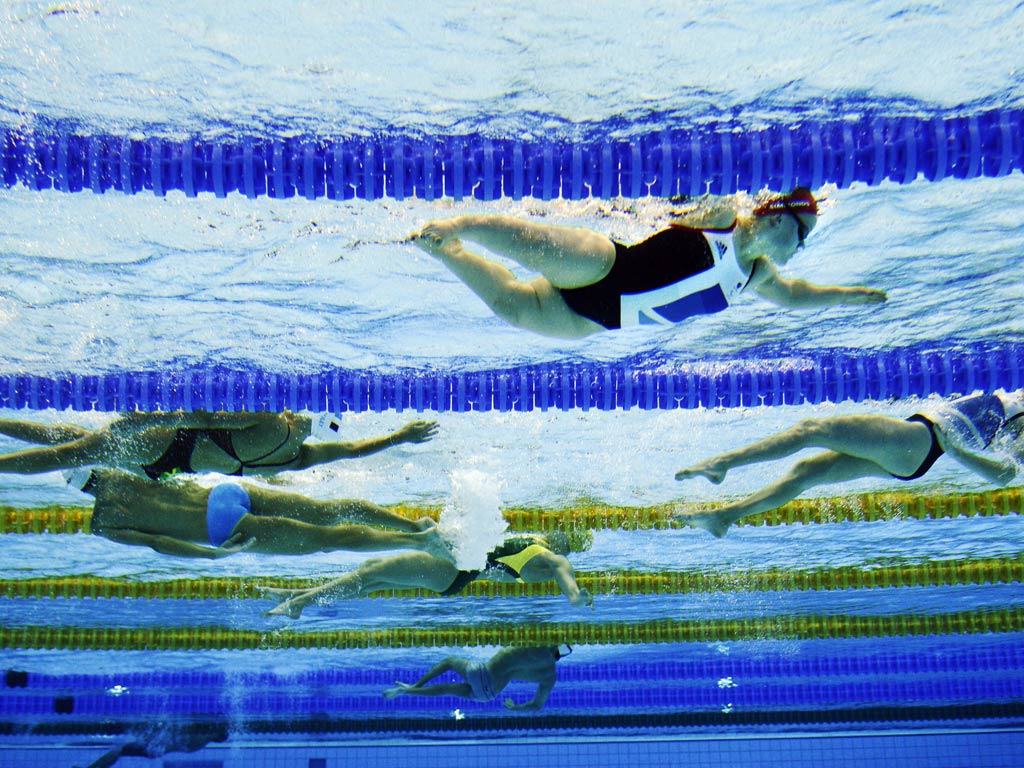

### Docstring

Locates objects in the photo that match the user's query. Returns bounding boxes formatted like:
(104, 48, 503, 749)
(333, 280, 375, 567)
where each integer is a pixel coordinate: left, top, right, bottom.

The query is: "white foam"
(437, 468, 508, 570)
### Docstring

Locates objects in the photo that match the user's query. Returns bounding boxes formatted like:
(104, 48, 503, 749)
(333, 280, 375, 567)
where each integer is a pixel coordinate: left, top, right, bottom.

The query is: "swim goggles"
(753, 189, 818, 249)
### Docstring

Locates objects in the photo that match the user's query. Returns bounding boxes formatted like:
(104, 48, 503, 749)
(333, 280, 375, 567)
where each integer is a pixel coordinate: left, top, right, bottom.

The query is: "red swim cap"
(753, 187, 818, 217)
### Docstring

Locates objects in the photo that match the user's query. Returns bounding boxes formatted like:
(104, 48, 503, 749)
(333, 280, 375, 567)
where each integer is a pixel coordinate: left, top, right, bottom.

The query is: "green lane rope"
(2, 488, 1021, 535)
(2, 555, 1021, 601)
(2, 608, 1021, 651)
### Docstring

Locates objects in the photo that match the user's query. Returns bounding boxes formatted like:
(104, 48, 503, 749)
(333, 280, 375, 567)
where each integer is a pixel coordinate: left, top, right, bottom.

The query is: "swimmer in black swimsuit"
(410, 188, 886, 339)
(0, 410, 438, 479)
(263, 532, 593, 619)
(673, 390, 1024, 538)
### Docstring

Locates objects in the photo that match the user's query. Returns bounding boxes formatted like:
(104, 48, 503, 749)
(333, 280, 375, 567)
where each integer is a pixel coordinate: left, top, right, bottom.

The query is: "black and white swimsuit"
(141, 426, 293, 480)
(558, 225, 752, 329)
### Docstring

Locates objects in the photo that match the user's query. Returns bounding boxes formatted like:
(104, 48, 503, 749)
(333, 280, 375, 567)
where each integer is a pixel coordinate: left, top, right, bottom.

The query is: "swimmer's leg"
(417, 215, 616, 288)
(233, 515, 451, 560)
(0, 431, 112, 474)
(246, 486, 433, 532)
(676, 451, 891, 538)
(0, 418, 91, 445)
(383, 680, 474, 700)
(676, 415, 934, 484)
(265, 552, 459, 618)
(413, 236, 602, 339)
(383, 656, 475, 699)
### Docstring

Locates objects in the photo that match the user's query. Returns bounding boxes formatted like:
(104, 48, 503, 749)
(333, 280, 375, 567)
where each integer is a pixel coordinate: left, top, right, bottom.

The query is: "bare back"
(486, 647, 557, 691)
(88, 470, 211, 541)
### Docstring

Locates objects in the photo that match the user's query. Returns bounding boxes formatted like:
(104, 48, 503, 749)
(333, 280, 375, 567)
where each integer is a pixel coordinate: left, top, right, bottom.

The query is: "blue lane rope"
(1, 341, 1019, 413)
(2, 108, 1021, 201)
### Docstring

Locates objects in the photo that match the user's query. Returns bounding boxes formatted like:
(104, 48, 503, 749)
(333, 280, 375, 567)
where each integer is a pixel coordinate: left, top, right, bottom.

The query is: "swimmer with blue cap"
(65, 468, 450, 560)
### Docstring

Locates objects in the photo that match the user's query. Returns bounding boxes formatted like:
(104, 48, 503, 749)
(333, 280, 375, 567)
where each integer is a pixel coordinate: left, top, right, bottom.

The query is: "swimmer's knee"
(789, 455, 826, 485)
(488, 286, 542, 330)
(359, 556, 389, 572)
(794, 417, 833, 443)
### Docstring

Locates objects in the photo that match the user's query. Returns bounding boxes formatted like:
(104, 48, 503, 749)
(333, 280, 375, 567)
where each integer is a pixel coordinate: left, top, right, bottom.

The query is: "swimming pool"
(1, 1, 1023, 766)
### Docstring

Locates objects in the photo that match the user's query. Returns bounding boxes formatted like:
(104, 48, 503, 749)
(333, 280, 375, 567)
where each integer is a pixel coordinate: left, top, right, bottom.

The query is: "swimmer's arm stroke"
(504, 676, 556, 712)
(98, 527, 253, 559)
(292, 420, 439, 469)
(938, 440, 1018, 486)
(750, 258, 887, 309)
(539, 551, 594, 610)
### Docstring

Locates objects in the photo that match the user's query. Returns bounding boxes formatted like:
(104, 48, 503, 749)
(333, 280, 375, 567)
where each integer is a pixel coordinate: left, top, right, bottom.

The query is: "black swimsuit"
(141, 426, 293, 480)
(440, 538, 545, 597)
(892, 397, 1024, 482)
(890, 415, 945, 481)
(558, 227, 728, 330)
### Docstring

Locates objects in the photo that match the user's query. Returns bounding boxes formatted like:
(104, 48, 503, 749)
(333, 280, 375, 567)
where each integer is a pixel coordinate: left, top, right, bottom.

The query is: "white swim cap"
(310, 412, 343, 441)
(998, 389, 1024, 421)
(63, 467, 93, 491)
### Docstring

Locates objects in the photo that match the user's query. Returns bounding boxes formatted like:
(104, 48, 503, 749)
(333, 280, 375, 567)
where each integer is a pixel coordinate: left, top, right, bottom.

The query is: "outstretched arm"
(751, 258, 887, 309)
(941, 441, 1018, 486)
(98, 528, 251, 559)
(293, 420, 439, 470)
(504, 676, 556, 712)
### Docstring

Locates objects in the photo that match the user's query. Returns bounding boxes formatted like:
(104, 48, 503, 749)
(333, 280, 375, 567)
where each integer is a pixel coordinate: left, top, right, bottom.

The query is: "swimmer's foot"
(259, 586, 306, 602)
(264, 599, 307, 620)
(412, 232, 465, 262)
(259, 586, 310, 619)
(414, 515, 438, 532)
(382, 682, 414, 700)
(412, 219, 461, 244)
(674, 463, 727, 484)
(420, 525, 456, 563)
(672, 508, 733, 539)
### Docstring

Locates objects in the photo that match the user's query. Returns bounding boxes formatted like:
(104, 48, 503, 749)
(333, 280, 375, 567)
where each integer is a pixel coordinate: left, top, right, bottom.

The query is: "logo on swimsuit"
(715, 240, 728, 259)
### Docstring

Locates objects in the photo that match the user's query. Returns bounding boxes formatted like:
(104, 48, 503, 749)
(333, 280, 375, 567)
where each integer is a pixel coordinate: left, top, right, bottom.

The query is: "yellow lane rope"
(2, 556, 1020, 601)
(2, 609, 1021, 651)
(2, 488, 1021, 535)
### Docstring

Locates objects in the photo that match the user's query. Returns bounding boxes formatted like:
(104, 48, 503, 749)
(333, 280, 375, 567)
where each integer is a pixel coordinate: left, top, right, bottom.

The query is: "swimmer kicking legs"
(412, 217, 611, 339)
(674, 415, 936, 537)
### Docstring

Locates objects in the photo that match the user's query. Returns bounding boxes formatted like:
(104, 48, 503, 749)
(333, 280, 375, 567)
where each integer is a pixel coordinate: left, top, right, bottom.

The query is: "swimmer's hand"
(215, 532, 256, 558)
(571, 588, 594, 610)
(395, 420, 439, 444)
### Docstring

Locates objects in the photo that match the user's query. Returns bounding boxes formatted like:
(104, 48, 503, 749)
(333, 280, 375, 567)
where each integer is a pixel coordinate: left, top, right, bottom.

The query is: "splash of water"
(437, 468, 508, 570)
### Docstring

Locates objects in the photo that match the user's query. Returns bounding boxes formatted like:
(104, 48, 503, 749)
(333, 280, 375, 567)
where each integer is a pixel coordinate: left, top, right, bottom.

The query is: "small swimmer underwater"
(383, 645, 572, 712)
